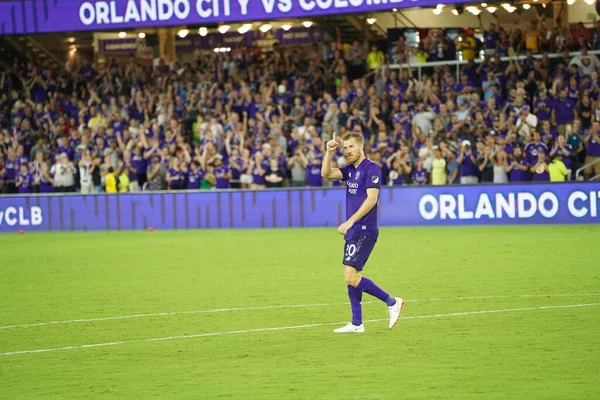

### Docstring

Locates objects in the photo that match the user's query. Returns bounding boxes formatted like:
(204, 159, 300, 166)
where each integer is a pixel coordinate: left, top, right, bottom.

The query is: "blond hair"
(342, 132, 365, 147)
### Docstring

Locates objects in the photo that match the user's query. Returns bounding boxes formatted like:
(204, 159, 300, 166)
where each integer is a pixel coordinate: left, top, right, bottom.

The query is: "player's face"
(343, 138, 363, 163)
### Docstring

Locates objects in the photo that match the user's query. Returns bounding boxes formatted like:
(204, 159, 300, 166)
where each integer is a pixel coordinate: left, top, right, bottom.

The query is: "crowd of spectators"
(1, 20, 600, 195)
(389, 20, 600, 64)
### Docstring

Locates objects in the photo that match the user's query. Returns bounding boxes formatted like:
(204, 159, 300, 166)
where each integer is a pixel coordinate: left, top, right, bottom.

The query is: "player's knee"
(344, 269, 361, 287)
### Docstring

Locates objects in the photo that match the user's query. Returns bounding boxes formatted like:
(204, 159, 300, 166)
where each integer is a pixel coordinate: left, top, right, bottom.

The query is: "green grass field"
(1, 226, 599, 399)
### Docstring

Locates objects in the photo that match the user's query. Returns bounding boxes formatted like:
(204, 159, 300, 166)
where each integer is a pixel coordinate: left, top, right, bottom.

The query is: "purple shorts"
(342, 235, 377, 271)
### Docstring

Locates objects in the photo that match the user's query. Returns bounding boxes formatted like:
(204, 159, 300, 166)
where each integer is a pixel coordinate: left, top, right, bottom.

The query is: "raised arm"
(321, 133, 343, 180)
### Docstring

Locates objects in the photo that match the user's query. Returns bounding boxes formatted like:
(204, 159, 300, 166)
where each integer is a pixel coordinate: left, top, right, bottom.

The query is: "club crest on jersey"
(372, 176, 380, 184)
(355, 171, 360, 180)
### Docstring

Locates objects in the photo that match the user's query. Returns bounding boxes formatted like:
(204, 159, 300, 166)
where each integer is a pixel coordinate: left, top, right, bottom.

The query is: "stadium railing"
(576, 158, 600, 181)
(388, 50, 600, 80)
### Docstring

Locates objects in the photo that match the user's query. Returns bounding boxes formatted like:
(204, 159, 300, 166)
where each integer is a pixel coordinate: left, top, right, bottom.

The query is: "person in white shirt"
(78, 149, 94, 194)
(411, 105, 436, 135)
(569, 47, 600, 77)
(515, 105, 538, 139)
(50, 153, 76, 192)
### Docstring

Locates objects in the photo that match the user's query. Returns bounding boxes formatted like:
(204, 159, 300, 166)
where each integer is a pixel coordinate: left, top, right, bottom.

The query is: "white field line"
(1, 303, 598, 357)
(2, 293, 600, 330)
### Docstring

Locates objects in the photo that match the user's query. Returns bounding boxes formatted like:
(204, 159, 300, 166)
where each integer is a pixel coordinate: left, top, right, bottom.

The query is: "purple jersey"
(525, 143, 548, 164)
(187, 170, 203, 190)
(556, 145, 574, 168)
(131, 155, 146, 177)
(214, 167, 231, 189)
(306, 162, 323, 187)
(340, 159, 382, 241)
(509, 159, 530, 182)
(4, 158, 18, 180)
(587, 134, 600, 157)
(17, 173, 34, 193)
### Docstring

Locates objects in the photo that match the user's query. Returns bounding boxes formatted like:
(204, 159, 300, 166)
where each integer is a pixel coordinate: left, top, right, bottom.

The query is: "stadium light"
(466, 6, 481, 14)
(487, 6, 497, 12)
(302, 21, 313, 28)
(218, 25, 230, 34)
(214, 48, 220, 53)
(433, 8, 443, 14)
(138, 32, 146, 39)
(452, 9, 459, 15)
(366, 17, 377, 24)
(118, 32, 126, 38)
(178, 29, 189, 38)
(281, 23, 292, 31)
(393, 8, 397, 11)
(259, 24, 272, 33)
(566, 0, 575, 4)
(199, 27, 208, 36)
(585, 0, 594, 4)
(523, 3, 531, 9)
(481, 2, 487, 6)
(219, 47, 227, 52)
(238, 24, 252, 34)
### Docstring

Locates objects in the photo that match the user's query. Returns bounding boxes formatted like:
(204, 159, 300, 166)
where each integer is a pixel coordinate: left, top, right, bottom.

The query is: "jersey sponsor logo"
(347, 181, 359, 195)
(355, 171, 360, 180)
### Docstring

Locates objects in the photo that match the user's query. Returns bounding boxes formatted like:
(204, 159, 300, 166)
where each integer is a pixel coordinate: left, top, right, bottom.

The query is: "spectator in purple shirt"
(16, 164, 34, 194)
(3, 149, 18, 194)
(213, 157, 232, 189)
(531, 152, 550, 181)
(507, 148, 530, 182)
(411, 159, 428, 185)
(166, 158, 185, 190)
(552, 90, 575, 134)
(550, 135, 573, 179)
(525, 132, 549, 165)
(306, 154, 324, 187)
(457, 140, 479, 184)
(249, 152, 267, 190)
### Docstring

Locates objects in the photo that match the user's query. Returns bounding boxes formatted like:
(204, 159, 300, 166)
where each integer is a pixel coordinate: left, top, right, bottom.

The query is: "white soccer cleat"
(333, 323, 365, 333)
(388, 297, 404, 329)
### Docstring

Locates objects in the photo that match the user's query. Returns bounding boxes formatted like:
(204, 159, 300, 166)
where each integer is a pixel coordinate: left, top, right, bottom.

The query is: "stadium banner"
(0, 183, 598, 232)
(175, 26, 323, 51)
(0, 0, 467, 35)
(175, 30, 253, 51)
(98, 37, 143, 54)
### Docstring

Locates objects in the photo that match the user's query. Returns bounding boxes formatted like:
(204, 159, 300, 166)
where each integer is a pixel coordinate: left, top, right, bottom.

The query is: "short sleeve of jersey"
(340, 164, 351, 181)
(365, 162, 382, 189)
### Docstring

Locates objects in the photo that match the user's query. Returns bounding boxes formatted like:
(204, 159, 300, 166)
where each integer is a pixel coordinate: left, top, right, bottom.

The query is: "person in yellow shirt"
(366, 45, 384, 70)
(525, 21, 538, 53)
(457, 31, 477, 61)
(549, 154, 568, 182)
(118, 169, 130, 192)
(431, 146, 447, 185)
(105, 167, 117, 193)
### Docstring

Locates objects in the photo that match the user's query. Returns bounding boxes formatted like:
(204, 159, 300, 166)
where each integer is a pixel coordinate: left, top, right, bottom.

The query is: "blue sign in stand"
(0, 183, 598, 232)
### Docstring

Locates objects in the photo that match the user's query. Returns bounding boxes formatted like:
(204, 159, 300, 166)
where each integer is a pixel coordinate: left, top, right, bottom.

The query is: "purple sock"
(357, 277, 396, 306)
(348, 285, 363, 326)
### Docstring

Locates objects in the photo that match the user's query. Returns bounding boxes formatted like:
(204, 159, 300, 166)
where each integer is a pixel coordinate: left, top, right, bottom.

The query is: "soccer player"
(321, 132, 404, 333)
